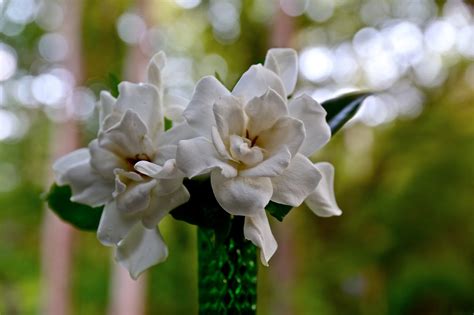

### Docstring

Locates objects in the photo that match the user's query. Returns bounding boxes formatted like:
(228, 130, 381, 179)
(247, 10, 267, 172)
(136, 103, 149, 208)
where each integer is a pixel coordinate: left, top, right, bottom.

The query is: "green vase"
(197, 216, 257, 314)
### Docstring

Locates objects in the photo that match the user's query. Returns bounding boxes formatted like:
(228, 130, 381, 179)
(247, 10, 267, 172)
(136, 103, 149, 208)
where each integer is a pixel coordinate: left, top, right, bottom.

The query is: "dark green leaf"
(171, 178, 232, 243)
(164, 117, 173, 131)
(108, 72, 121, 97)
(45, 184, 103, 231)
(322, 92, 371, 135)
(266, 201, 293, 222)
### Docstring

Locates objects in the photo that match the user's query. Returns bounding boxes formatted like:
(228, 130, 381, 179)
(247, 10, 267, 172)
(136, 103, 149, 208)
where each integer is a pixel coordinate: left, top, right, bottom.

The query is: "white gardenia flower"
(176, 48, 342, 265)
(53, 53, 191, 279)
(146, 51, 189, 123)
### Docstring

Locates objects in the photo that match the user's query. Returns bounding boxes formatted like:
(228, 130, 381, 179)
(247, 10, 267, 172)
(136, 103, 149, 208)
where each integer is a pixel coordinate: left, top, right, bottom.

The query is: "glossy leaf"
(266, 201, 293, 222)
(45, 184, 103, 231)
(171, 178, 232, 243)
(322, 92, 370, 135)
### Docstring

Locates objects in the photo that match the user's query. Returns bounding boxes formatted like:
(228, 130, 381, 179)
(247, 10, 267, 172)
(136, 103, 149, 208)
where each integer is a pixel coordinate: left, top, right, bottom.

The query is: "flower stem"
(197, 216, 257, 314)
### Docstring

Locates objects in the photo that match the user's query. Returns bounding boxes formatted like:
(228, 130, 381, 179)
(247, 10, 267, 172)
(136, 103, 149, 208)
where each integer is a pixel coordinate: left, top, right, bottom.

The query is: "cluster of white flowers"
(53, 49, 342, 279)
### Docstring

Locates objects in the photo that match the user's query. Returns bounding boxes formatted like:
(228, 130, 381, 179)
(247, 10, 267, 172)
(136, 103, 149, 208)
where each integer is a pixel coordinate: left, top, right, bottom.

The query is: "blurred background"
(0, 0, 473, 314)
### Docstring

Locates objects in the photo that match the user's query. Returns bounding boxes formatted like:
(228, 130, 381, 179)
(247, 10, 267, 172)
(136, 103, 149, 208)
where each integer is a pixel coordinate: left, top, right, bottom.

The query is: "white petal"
(211, 126, 233, 160)
(88, 139, 126, 180)
(53, 149, 114, 207)
(264, 48, 298, 96)
(211, 171, 273, 216)
(146, 51, 166, 92)
(270, 153, 322, 207)
(244, 210, 277, 266)
(116, 224, 168, 279)
(213, 94, 245, 138)
(157, 122, 199, 147)
(183, 76, 230, 138)
(53, 148, 89, 185)
(305, 162, 342, 217)
(245, 89, 288, 138)
(98, 110, 154, 159)
(135, 159, 180, 180)
(115, 179, 157, 214)
(289, 94, 331, 156)
(98, 91, 116, 127)
(141, 184, 190, 228)
(232, 64, 286, 103)
(115, 82, 163, 139)
(256, 116, 305, 157)
(239, 147, 291, 178)
(176, 137, 237, 178)
(154, 144, 178, 165)
(97, 200, 139, 246)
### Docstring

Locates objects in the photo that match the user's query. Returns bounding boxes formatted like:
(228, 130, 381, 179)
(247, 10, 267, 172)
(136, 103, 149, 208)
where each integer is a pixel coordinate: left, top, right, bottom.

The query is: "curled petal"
(89, 139, 126, 180)
(244, 210, 277, 266)
(53, 148, 113, 207)
(305, 162, 342, 217)
(264, 48, 298, 96)
(213, 94, 245, 139)
(289, 94, 331, 156)
(53, 148, 90, 186)
(270, 153, 321, 207)
(141, 184, 190, 228)
(163, 93, 188, 123)
(211, 171, 273, 216)
(176, 137, 237, 178)
(115, 179, 157, 214)
(239, 147, 291, 178)
(157, 123, 199, 147)
(232, 64, 286, 103)
(97, 200, 139, 246)
(245, 89, 288, 138)
(146, 51, 166, 92)
(98, 91, 116, 127)
(99, 110, 155, 159)
(135, 159, 179, 179)
(115, 82, 163, 138)
(183, 76, 230, 138)
(256, 116, 305, 157)
(116, 224, 168, 279)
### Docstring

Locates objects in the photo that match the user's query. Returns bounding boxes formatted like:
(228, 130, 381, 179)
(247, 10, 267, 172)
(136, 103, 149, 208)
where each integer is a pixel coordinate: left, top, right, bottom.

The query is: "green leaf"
(266, 201, 293, 222)
(45, 184, 103, 231)
(164, 117, 173, 131)
(107, 72, 121, 97)
(171, 178, 232, 243)
(321, 92, 371, 135)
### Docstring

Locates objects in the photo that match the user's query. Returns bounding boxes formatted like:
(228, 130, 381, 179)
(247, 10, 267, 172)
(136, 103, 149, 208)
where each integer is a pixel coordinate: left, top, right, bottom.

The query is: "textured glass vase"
(197, 216, 257, 314)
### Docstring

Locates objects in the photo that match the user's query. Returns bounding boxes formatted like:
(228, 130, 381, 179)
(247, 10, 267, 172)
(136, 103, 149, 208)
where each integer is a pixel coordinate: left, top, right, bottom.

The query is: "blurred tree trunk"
(107, 1, 151, 315)
(40, 0, 84, 315)
(268, 3, 296, 315)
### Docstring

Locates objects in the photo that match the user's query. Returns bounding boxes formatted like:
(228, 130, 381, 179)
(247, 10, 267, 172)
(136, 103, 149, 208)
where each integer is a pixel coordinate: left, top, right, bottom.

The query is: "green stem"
(197, 216, 257, 314)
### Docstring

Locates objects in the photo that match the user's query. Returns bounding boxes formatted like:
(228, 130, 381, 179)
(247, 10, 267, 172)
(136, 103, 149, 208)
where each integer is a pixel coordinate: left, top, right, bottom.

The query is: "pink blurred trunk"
(40, 0, 84, 315)
(106, 1, 152, 314)
(268, 4, 297, 315)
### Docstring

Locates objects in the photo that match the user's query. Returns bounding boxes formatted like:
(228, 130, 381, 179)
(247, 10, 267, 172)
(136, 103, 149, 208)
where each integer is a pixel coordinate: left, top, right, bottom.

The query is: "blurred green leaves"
(45, 184, 103, 231)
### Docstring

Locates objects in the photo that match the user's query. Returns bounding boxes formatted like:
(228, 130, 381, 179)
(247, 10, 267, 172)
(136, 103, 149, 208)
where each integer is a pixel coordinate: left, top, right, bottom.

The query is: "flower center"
(125, 153, 151, 169)
(229, 134, 264, 167)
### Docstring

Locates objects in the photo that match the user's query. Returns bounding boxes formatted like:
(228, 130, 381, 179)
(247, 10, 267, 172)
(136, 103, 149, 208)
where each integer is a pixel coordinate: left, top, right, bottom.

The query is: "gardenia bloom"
(53, 53, 190, 279)
(146, 51, 189, 123)
(176, 48, 341, 265)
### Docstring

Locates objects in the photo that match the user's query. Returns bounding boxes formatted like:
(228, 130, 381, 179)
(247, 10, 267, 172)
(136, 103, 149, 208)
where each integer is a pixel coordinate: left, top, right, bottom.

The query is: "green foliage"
(107, 73, 121, 98)
(45, 184, 103, 231)
(266, 201, 292, 222)
(321, 92, 370, 135)
(171, 178, 232, 244)
(164, 117, 173, 131)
